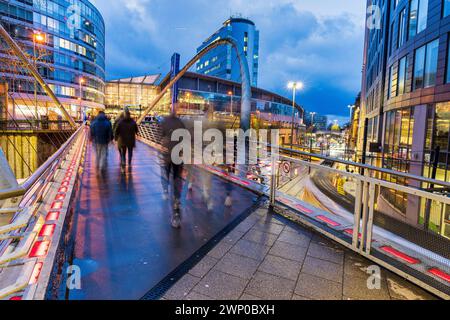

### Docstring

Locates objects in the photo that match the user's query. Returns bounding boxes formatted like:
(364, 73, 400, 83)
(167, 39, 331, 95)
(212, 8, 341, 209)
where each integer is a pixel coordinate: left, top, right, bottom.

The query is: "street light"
(309, 112, 316, 154)
(309, 112, 316, 128)
(228, 91, 233, 116)
(287, 81, 304, 150)
(32, 31, 45, 126)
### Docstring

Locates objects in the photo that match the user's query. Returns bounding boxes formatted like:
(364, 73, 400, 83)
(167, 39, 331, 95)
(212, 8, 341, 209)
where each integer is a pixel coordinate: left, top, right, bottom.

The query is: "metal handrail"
(276, 145, 450, 189)
(0, 124, 85, 200)
(136, 122, 450, 189)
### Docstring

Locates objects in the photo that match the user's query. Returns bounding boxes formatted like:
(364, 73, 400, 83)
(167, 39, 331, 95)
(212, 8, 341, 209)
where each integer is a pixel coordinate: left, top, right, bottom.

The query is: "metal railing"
(268, 149, 450, 298)
(0, 120, 76, 131)
(136, 122, 450, 298)
(0, 124, 84, 201)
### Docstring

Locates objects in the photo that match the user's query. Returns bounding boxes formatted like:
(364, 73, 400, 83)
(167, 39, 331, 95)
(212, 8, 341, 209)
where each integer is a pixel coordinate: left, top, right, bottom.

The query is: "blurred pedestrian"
(114, 107, 138, 173)
(90, 111, 113, 172)
(160, 110, 186, 228)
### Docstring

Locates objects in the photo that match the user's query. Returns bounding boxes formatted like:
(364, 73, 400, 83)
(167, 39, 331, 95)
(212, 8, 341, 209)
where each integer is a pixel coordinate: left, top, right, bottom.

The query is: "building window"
(389, 22, 395, 55)
(444, 0, 450, 18)
(388, 65, 394, 99)
(409, 0, 429, 39)
(446, 39, 450, 83)
(413, 39, 439, 90)
(424, 39, 439, 87)
(398, 8, 407, 48)
(397, 56, 408, 95)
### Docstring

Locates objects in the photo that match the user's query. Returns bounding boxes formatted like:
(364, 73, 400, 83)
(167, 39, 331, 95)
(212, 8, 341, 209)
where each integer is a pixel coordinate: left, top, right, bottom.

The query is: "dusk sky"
(91, 0, 366, 118)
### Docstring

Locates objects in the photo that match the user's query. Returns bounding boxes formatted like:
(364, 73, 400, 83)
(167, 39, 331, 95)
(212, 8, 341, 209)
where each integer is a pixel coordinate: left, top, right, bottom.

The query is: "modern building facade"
(0, 0, 105, 122)
(105, 71, 304, 145)
(196, 16, 259, 87)
(104, 74, 164, 118)
(360, 0, 450, 238)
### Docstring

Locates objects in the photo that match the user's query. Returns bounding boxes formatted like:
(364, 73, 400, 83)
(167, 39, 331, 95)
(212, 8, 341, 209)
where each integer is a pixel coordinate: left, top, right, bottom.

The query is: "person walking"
(160, 110, 186, 228)
(90, 111, 113, 173)
(114, 107, 138, 173)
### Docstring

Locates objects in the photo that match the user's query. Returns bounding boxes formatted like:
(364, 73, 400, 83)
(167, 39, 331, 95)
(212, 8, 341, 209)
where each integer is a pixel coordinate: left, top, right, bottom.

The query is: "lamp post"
(309, 112, 316, 129)
(288, 81, 304, 150)
(32, 32, 45, 127)
(309, 112, 316, 153)
(79, 77, 85, 121)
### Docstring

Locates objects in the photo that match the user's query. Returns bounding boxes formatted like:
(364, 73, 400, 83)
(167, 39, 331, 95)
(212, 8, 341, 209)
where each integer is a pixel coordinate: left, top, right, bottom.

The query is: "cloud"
(90, 0, 365, 116)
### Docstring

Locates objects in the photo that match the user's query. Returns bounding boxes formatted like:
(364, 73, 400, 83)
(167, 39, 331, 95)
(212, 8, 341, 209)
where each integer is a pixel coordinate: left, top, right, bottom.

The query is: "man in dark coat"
(90, 111, 113, 172)
(114, 107, 138, 172)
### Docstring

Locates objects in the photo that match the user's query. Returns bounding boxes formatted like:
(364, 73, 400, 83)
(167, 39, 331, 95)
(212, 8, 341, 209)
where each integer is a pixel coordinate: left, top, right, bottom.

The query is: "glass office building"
(104, 74, 169, 118)
(196, 16, 259, 87)
(0, 0, 105, 121)
(360, 0, 450, 238)
(105, 71, 304, 144)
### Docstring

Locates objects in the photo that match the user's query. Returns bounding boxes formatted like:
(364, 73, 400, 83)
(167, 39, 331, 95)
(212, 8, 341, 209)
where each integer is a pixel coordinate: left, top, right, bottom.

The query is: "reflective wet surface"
(69, 142, 257, 300)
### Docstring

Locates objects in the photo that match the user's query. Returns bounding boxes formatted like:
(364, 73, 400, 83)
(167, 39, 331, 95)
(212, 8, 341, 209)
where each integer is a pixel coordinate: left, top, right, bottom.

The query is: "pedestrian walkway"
(162, 205, 437, 300)
(68, 141, 258, 300)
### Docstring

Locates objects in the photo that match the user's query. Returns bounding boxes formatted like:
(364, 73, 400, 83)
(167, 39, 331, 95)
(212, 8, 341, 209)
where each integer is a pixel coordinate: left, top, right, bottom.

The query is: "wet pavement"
(68, 142, 258, 300)
(163, 206, 438, 300)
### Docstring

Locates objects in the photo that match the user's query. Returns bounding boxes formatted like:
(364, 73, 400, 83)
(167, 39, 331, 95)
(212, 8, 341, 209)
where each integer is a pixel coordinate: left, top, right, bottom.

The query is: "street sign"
(282, 161, 291, 174)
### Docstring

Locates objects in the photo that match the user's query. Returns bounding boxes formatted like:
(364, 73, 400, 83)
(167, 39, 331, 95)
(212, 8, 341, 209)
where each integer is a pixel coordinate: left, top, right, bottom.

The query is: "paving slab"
(301, 256, 344, 284)
(230, 239, 271, 261)
(268, 241, 308, 263)
(244, 271, 295, 300)
(189, 255, 219, 278)
(258, 254, 302, 281)
(307, 241, 344, 265)
(295, 273, 343, 300)
(192, 270, 248, 300)
(213, 252, 260, 280)
(243, 229, 279, 247)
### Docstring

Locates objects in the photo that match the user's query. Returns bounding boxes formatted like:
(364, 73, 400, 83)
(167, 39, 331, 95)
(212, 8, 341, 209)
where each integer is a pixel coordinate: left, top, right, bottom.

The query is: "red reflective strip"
(46, 211, 60, 221)
(229, 176, 251, 186)
(61, 181, 70, 187)
(58, 186, 68, 193)
(9, 296, 22, 301)
(380, 246, 420, 264)
(29, 241, 50, 258)
(295, 204, 313, 214)
(316, 215, 341, 227)
(51, 201, 63, 210)
(55, 194, 66, 201)
(429, 268, 450, 283)
(39, 224, 56, 237)
(344, 229, 362, 239)
(29, 262, 43, 285)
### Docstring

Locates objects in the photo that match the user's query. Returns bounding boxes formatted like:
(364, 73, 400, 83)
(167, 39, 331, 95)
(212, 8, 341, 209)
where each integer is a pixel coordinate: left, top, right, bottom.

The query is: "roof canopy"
(109, 74, 161, 85)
